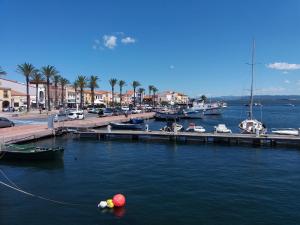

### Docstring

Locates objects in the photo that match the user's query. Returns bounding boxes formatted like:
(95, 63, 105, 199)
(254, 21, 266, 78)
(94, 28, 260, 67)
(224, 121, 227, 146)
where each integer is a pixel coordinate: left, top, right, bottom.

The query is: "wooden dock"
(73, 130, 300, 148)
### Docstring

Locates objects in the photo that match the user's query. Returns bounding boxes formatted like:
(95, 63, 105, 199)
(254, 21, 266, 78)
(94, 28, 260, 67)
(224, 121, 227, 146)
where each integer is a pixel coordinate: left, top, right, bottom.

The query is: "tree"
(89, 75, 99, 106)
(30, 72, 44, 109)
(17, 63, 36, 112)
(41, 65, 58, 111)
(118, 80, 126, 105)
(109, 78, 118, 107)
(138, 87, 145, 106)
(200, 95, 207, 103)
(0, 66, 7, 76)
(60, 77, 69, 108)
(132, 81, 141, 107)
(52, 74, 61, 108)
(148, 85, 154, 105)
(73, 80, 78, 107)
(76, 75, 88, 109)
(152, 86, 158, 107)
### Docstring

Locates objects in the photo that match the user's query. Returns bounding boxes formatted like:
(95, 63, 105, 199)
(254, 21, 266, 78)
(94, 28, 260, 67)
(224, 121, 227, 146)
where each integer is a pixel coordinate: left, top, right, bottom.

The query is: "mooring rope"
(0, 169, 88, 207)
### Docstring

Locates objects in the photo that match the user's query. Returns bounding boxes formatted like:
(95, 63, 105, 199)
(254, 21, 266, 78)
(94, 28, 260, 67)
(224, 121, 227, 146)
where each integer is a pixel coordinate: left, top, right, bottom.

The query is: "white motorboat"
(160, 122, 183, 132)
(186, 123, 206, 133)
(239, 40, 266, 135)
(271, 128, 299, 136)
(185, 101, 226, 117)
(214, 124, 232, 133)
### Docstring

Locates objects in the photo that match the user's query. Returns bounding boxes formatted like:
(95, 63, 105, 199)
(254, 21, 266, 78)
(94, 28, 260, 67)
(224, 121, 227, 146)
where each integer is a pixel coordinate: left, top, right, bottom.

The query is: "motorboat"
(239, 40, 266, 135)
(214, 124, 232, 133)
(271, 128, 299, 136)
(186, 123, 205, 133)
(154, 111, 181, 121)
(183, 108, 203, 119)
(129, 118, 144, 124)
(160, 122, 183, 132)
(109, 122, 143, 130)
(184, 101, 226, 117)
(0, 144, 64, 161)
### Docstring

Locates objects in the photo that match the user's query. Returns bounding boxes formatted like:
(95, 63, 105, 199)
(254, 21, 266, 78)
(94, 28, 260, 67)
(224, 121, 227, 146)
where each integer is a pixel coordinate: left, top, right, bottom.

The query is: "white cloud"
(103, 35, 117, 49)
(121, 37, 136, 44)
(284, 79, 290, 84)
(169, 65, 175, 69)
(267, 62, 300, 71)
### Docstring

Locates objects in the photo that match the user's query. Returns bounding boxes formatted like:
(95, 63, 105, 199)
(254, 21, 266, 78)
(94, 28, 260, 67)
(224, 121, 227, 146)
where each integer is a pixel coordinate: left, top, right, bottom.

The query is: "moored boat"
(239, 40, 266, 135)
(160, 122, 183, 132)
(154, 111, 181, 121)
(214, 124, 232, 133)
(271, 128, 299, 136)
(109, 122, 143, 130)
(186, 123, 205, 133)
(0, 144, 64, 161)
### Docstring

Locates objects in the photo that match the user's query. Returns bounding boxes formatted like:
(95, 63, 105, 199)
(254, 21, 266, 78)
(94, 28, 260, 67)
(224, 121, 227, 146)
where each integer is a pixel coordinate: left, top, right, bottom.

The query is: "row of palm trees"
(16, 63, 70, 112)
(3, 63, 159, 112)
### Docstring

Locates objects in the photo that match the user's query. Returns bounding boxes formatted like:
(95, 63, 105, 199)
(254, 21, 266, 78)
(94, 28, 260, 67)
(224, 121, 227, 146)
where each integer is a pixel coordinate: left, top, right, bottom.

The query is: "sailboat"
(239, 40, 266, 134)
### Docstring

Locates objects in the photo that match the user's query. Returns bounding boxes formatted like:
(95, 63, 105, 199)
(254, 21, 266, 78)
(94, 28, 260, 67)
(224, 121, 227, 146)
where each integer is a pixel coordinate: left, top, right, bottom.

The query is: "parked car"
(99, 108, 114, 117)
(0, 117, 15, 128)
(68, 111, 84, 120)
(132, 108, 142, 114)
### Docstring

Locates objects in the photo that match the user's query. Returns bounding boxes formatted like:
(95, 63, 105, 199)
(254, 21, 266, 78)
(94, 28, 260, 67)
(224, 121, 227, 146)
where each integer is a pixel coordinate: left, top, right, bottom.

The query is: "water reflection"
(0, 158, 64, 170)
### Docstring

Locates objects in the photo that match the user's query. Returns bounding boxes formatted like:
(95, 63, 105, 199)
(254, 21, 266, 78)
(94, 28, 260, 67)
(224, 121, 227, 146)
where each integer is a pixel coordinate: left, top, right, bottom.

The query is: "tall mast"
(249, 39, 255, 120)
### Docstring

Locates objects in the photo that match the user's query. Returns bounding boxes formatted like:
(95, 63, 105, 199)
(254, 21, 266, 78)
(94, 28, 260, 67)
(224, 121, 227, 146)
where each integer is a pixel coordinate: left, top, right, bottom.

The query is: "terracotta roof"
(11, 90, 27, 96)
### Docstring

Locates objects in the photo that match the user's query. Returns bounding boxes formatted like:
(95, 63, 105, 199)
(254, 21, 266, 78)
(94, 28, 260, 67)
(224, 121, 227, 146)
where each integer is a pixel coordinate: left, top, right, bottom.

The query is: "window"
(3, 90, 8, 98)
(14, 103, 19, 107)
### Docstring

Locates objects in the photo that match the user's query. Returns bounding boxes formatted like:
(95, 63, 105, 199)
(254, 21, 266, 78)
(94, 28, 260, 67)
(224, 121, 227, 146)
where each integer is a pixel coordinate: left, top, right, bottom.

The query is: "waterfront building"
(158, 91, 189, 105)
(0, 77, 45, 109)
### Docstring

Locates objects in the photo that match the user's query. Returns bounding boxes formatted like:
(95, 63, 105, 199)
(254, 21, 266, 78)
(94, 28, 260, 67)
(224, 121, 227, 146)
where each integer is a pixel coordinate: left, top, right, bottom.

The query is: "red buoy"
(112, 194, 126, 207)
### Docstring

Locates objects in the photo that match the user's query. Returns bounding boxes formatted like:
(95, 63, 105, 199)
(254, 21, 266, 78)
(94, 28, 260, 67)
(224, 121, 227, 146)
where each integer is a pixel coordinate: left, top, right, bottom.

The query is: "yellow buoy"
(106, 199, 114, 208)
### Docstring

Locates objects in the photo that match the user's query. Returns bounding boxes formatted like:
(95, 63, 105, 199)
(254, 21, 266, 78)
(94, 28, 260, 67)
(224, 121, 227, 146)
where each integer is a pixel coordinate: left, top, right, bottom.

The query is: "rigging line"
(0, 169, 19, 188)
(0, 180, 86, 207)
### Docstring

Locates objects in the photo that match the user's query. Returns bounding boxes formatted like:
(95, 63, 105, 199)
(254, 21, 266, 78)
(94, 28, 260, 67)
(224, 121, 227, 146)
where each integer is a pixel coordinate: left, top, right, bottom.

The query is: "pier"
(73, 130, 300, 148)
(0, 112, 155, 144)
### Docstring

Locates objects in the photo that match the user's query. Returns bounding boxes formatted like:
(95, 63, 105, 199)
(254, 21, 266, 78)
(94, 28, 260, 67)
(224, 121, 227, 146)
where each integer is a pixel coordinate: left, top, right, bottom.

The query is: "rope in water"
(0, 169, 88, 207)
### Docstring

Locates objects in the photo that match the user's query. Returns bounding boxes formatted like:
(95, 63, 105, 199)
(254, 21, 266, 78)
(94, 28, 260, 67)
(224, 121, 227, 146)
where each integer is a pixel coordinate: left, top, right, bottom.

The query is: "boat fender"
(112, 194, 126, 207)
(98, 201, 107, 208)
(106, 199, 114, 208)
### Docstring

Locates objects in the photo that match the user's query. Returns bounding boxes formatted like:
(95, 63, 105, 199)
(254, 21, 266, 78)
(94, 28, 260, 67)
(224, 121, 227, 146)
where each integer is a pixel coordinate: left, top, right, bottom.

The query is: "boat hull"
(109, 122, 143, 130)
(0, 147, 64, 161)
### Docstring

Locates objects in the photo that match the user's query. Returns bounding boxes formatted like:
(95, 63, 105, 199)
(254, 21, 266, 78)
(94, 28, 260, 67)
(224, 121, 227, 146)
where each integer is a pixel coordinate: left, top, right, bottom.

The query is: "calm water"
(1, 105, 300, 225)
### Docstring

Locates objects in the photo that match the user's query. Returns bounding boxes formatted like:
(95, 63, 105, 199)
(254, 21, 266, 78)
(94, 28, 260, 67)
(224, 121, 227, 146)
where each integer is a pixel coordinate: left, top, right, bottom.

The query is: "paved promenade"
(0, 112, 155, 144)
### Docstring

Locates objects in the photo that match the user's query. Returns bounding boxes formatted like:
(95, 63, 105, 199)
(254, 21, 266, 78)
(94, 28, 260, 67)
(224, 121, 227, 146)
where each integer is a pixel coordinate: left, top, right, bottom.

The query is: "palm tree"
(89, 75, 99, 106)
(152, 86, 158, 107)
(17, 63, 36, 112)
(30, 72, 44, 109)
(52, 74, 61, 108)
(60, 77, 69, 108)
(148, 85, 154, 105)
(76, 75, 88, 109)
(0, 66, 7, 76)
(109, 78, 118, 107)
(200, 94, 207, 103)
(118, 80, 126, 105)
(41, 65, 58, 111)
(138, 88, 145, 106)
(132, 81, 141, 107)
(73, 80, 79, 107)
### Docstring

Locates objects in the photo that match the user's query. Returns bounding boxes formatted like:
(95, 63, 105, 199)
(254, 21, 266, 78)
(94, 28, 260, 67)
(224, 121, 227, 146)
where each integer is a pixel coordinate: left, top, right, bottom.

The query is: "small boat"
(154, 111, 181, 121)
(183, 109, 203, 119)
(271, 128, 299, 136)
(160, 122, 183, 132)
(129, 118, 144, 124)
(186, 123, 205, 133)
(214, 124, 232, 133)
(109, 122, 143, 130)
(0, 144, 64, 161)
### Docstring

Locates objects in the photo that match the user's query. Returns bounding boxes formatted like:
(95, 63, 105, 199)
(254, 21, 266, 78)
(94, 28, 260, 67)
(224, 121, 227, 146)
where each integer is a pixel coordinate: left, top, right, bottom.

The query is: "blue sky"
(1, 0, 300, 97)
